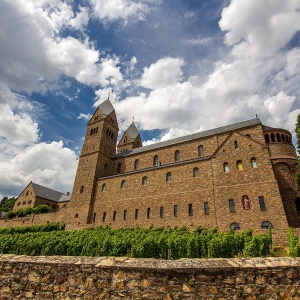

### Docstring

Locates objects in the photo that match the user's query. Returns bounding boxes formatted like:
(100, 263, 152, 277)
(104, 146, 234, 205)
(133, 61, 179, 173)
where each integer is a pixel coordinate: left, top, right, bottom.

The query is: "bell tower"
(67, 98, 119, 226)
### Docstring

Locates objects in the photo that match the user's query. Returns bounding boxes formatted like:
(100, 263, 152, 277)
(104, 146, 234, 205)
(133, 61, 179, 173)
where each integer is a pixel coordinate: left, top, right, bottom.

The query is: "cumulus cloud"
(90, 0, 152, 24)
(219, 0, 300, 58)
(0, 141, 77, 197)
(140, 57, 185, 90)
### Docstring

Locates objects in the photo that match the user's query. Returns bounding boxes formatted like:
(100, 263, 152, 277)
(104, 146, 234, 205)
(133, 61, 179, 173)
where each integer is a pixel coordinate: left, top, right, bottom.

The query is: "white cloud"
(90, 0, 151, 24)
(0, 141, 77, 197)
(0, 84, 39, 146)
(77, 113, 92, 121)
(219, 0, 300, 58)
(140, 57, 185, 90)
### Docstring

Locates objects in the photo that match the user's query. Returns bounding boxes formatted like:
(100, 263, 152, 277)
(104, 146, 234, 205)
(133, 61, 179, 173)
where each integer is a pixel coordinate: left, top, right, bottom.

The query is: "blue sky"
(0, 0, 300, 197)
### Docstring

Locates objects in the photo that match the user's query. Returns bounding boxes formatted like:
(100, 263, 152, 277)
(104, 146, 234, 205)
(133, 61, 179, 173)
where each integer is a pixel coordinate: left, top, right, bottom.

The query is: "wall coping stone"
(1, 255, 300, 272)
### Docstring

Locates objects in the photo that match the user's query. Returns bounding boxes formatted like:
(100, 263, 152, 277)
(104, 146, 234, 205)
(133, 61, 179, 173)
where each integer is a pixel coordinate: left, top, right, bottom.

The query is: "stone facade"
(66, 99, 300, 234)
(6, 98, 300, 237)
(13, 182, 70, 213)
(1, 255, 300, 299)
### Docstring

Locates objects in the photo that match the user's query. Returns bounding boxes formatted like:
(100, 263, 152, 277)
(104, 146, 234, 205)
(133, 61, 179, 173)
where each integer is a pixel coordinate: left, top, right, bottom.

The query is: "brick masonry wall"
(1, 255, 300, 300)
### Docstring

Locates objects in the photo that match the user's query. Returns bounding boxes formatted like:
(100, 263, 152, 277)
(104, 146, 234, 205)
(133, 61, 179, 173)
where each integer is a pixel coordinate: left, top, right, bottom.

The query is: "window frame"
(229, 199, 235, 213)
(193, 167, 199, 178)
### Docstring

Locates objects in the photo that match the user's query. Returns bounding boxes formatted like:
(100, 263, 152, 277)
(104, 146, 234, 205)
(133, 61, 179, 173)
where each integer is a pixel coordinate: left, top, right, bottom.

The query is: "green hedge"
(6, 205, 51, 219)
(0, 225, 273, 258)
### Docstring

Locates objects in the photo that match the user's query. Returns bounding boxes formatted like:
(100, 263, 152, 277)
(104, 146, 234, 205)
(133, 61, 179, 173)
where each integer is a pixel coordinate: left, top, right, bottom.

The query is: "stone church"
(13, 98, 300, 234)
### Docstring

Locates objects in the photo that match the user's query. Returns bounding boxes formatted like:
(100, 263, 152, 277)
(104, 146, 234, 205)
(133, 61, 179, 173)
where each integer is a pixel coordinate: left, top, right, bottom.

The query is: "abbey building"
(12, 98, 300, 234)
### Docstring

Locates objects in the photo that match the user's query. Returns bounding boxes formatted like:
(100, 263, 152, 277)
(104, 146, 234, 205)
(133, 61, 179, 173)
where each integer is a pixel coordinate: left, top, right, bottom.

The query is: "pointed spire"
(98, 98, 115, 117)
(126, 122, 140, 141)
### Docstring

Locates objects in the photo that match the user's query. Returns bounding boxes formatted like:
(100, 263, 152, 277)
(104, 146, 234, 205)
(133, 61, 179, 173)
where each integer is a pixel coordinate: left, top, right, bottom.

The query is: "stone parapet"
(1, 255, 300, 299)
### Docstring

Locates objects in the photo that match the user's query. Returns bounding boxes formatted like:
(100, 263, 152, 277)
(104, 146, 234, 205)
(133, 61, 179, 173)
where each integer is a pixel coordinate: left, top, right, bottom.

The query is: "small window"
(102, 212, 106, 222)
(245, 134, 251, 138)
(276, 133, 281, 142)
(134, 159, 139, 170)
(193, 167, 199, 178)
(117, 163, 121, 173)
(160, 206, 164, 218)
(123, 210, 127, 220)
(237, 160, 243, 170)
(93, 213, 97, 223)
(234, 140, 238, 149)
(90, 129, 93, 136)
(135, 209, 139, 220)
(52, 204, 56, 209)
(242, 195, 251, 210)
(175, 150, 180, 162)
(147, 208, 151, 219)
(261, 221, 273, 229)
(223, 163, 229, 173)
(101, 183, 106, 192)
(281, 134, 286, 142)
(75, 213, 79, 218)
(230, 222, 240, 230)
(28, 200, 32, 204)
(104, 163, 107, 170)
(166, 172, 172, 182)
(113, 211, 116, 221)
(17, 202, 21, 206)
(295, 197, 300, 213)
(251, 158, 258, 168)
(271, 133, 276, 142)
(142, 176, 147, 186)
(265, 134, 270, 143)
(23, 201, 26, 205)
(80, 186, 84, 193)
(204, 202, 209, 215)
(229, 199, 235, 212)
(26, 191, 29, 196)
(121, 180, 125, 189)
(198, 145, 204, 157)
(258, 196, 266, 211)
(153, 155, 158, 166)
(174, 205, 178, 217)
(188, 204, 193, 216)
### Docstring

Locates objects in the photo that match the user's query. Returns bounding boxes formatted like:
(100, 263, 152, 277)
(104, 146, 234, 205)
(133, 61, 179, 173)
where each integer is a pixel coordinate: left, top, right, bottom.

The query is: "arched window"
(251, 158, 258, 168)
(175, 150, 180, 162)
(90, 129, 93, 136)
(104, 163, 107, 170)
(111, 132, 114, 139)
(198, 145, 204, 157)
(230, 222, 240, 231)
(193, 167, 199, 178)
(166, 172, 172, 182)
(265, 134, 270, 143)
(142, 176, 147, 186)
(276, 133, 281, 142)
(237, 160, 243, 170)
(245, 134, 251, 138)
(281, 134, 286, 142)
(223, 162, 229, 173)
(271, 133, 276, 142)
(153, 155, 159, 166)
(80, 186, 84, 193)
(134, 159, 139, 170)
(117, 163, 121, 173)
(234, 140, 238, 149)
(295, 198, 300, 213)
(121, 180, 125, 189)
(261, 221, 273, 229)
(101, 183, 106, 192)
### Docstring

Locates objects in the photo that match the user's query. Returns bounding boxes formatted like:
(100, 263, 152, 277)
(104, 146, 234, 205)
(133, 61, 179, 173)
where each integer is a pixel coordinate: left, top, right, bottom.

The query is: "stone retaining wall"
(1, 255, 300, 299)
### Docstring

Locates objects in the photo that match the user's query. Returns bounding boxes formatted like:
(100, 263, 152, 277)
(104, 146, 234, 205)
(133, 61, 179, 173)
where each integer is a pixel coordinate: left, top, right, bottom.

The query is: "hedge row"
(0, 225, 273, 258)
(6, 205, 51, 219)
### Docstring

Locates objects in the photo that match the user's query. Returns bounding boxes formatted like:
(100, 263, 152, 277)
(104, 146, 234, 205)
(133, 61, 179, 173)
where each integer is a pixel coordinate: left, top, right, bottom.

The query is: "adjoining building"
(14, 182, 70, 212)
(13, 98, 300, 234)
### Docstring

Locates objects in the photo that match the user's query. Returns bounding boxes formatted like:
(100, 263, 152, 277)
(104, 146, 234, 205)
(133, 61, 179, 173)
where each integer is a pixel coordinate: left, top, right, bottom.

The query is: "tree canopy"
(0, 196, 16, 212)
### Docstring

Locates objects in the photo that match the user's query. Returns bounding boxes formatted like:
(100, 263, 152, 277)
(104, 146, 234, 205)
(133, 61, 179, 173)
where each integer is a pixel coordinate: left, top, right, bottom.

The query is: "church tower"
(117, 121, 142, 153)
(68, 98, 119, 226)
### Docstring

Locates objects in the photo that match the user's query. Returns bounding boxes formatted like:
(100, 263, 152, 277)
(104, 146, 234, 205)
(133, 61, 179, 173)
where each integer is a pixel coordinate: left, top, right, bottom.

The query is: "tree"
(0, 196, 16, 212)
